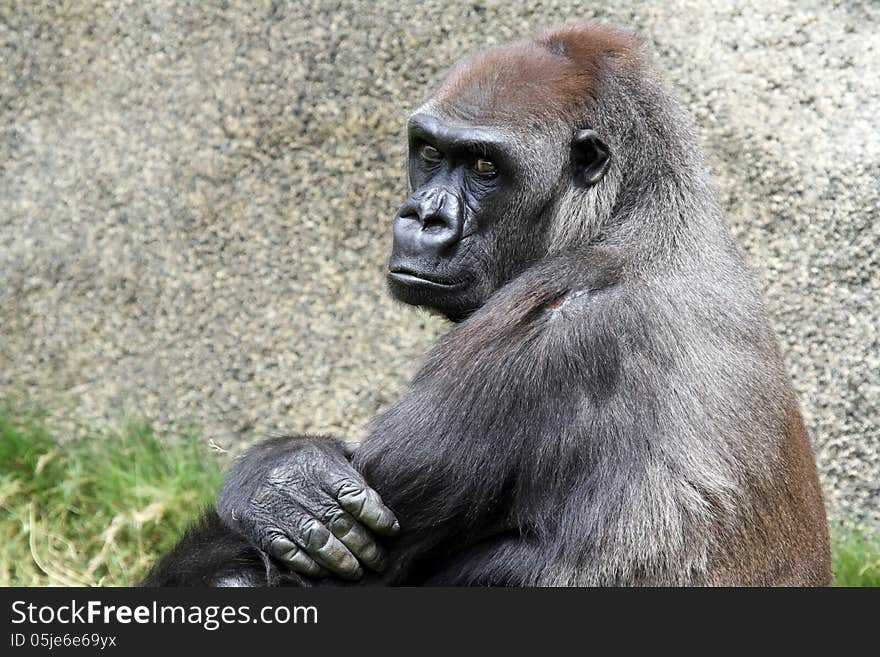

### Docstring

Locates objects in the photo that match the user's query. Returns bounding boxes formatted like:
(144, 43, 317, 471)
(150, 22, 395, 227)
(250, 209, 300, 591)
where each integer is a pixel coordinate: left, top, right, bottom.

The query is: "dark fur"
(145, 23, 830, 586)
(142, 511, 271, 587)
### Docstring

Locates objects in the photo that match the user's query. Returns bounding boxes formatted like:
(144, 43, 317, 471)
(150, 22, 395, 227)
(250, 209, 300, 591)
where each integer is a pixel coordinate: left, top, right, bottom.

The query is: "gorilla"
(145, 23, 831, 586)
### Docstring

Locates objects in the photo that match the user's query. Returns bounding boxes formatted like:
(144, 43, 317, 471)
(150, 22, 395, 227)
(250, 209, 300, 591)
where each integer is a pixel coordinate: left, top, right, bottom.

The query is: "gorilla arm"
(144, 255, 608, 587)
(349, 253, 626, 584)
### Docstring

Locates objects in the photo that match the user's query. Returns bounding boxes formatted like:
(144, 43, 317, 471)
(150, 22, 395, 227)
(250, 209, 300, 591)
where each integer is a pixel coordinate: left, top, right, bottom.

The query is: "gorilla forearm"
(349, 253, 630, 581)
(142, 510, 300, 587)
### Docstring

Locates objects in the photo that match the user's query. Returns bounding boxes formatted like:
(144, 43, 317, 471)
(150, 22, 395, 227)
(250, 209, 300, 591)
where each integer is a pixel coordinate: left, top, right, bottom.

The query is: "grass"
(0, 402, 225, 586)
(0, 401, 878, 586)
(830, 525, 880, 587)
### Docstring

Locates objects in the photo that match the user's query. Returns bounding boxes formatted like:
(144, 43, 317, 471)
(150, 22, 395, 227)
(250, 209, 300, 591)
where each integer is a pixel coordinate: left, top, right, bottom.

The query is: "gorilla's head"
(386, 26, 634, 321)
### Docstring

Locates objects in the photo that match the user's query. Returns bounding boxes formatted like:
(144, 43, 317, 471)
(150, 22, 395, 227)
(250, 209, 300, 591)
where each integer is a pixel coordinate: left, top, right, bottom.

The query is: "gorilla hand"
(218, 436, 399, 580)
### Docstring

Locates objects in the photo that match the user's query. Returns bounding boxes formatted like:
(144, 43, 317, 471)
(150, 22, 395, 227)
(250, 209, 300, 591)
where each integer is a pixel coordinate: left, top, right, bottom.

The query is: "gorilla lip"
(387, 270, 466, 291)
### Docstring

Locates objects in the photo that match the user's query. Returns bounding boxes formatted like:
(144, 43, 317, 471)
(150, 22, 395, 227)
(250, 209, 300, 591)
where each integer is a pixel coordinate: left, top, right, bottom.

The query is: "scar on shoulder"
(545, 289, 588, 312)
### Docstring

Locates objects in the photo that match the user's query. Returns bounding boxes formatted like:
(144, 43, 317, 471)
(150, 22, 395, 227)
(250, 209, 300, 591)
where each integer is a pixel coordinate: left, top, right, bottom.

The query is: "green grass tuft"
(0, 401, 877, 586)
(831, 525, 880, 587)
(0, 402, 225, 586)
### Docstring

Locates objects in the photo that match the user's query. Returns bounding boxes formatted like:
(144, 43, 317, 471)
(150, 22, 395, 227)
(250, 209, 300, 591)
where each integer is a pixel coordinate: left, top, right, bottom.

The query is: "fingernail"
(391, 520, 400, 533)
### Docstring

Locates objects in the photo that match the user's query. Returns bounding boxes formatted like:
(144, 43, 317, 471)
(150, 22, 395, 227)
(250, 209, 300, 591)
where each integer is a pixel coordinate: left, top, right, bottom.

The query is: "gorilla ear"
(571, 129, 611, 187)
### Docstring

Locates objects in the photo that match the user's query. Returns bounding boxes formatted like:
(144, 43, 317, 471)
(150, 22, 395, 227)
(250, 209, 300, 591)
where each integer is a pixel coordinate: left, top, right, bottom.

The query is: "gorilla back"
(146, 23, 830, 586)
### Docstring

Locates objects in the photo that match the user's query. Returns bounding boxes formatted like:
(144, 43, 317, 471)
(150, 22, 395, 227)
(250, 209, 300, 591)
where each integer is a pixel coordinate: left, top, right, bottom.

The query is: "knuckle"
(267, 533, 296, 557)
(335, 477, 366, 498)
(364, 487, 388, 509)
(328, 513, 355, 535)
(316, 538, 353, 567)
(338, 488, 368, 514)
(318, 500, 346, 521)
(359, 542, 379, 562)
(277, 545, 301, 562)
(316, 534, 344, 556)
(335, 526, 364, 549)
(299, 517, 330, 547)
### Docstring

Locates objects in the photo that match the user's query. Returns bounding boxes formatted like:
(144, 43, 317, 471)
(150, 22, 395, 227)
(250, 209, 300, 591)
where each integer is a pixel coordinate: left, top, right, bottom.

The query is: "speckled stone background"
(1, 1, 878, 526)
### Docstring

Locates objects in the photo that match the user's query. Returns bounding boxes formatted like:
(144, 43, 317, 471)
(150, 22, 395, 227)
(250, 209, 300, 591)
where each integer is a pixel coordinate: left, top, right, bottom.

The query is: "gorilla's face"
(386, 112, 610, 321)
(387, 113, 526, 321)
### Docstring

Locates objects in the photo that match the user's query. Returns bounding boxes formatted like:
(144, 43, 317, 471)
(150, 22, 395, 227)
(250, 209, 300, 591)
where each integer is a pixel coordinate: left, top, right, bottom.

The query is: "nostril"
(397, 209, 421, 226)
(421, 215, 448, 232)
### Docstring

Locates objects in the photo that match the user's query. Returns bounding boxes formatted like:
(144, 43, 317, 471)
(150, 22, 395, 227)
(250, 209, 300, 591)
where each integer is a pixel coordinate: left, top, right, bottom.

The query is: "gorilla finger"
(327, 512, 388, 572)
(337, 481, 400, 536)
(268, 536, 327, 578)
(298, 518, 364, 580)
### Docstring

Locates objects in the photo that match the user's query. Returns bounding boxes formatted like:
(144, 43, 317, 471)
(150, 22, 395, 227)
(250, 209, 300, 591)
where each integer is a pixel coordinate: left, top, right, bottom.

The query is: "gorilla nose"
(393, 189, 463, 257)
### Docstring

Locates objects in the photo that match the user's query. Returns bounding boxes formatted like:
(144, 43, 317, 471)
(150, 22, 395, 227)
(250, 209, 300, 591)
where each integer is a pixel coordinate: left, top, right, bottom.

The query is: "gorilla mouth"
(387, 269, 466, 291)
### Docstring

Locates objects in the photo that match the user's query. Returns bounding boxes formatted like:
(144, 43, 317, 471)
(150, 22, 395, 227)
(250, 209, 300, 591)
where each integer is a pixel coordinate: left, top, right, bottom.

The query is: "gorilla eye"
(419, 143, 443, 161)
(473, 158, 497, 176)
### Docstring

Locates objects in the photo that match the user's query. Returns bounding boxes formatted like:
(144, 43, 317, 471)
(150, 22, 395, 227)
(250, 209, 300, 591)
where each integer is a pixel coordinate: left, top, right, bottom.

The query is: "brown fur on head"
(433, 24, 643, 126)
